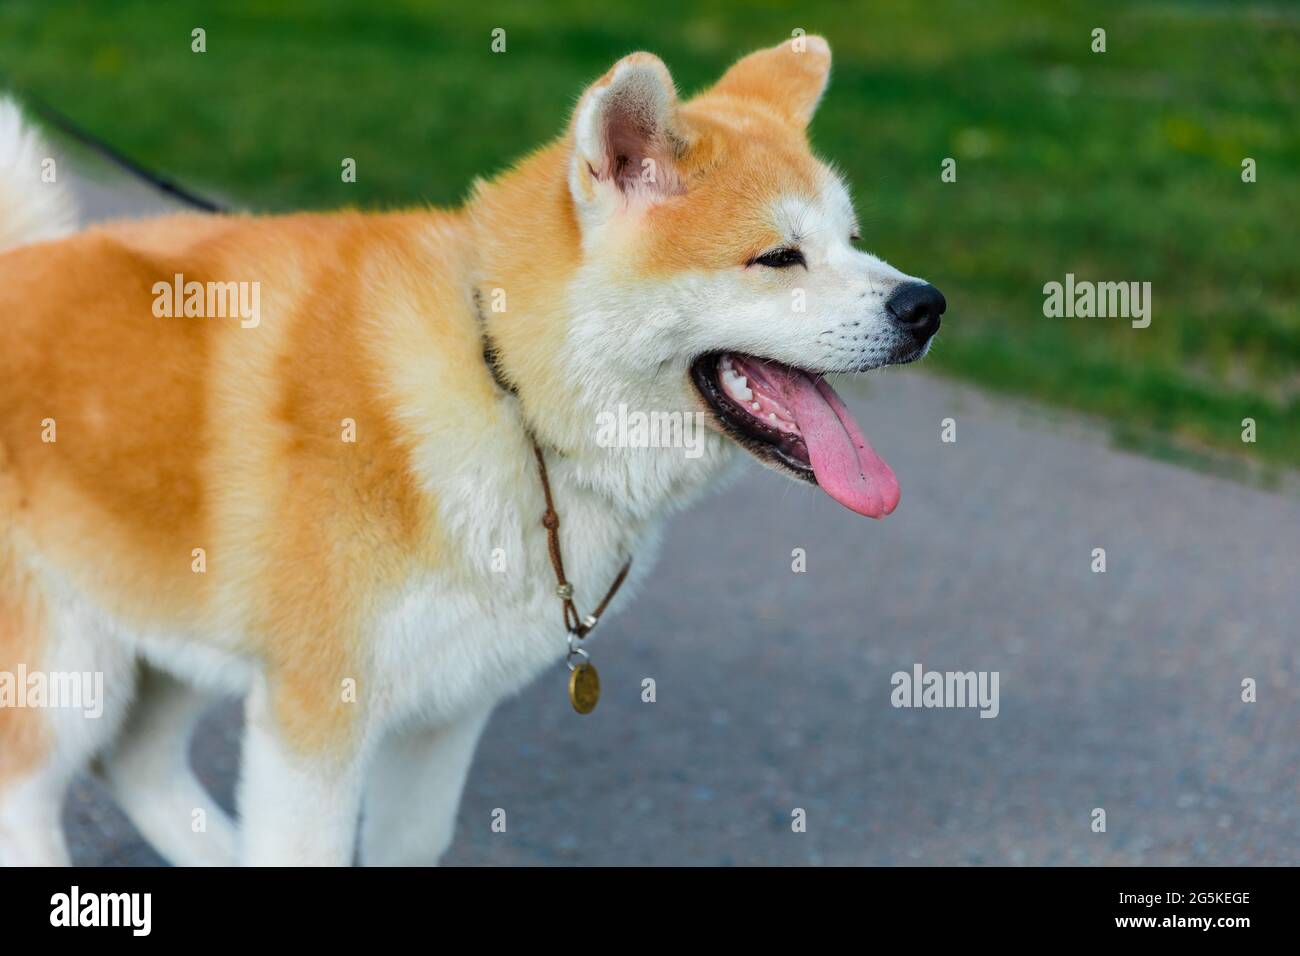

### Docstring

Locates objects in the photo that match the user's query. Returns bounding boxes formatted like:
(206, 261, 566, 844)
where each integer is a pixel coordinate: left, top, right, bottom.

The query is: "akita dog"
(0, 36, 944, 865)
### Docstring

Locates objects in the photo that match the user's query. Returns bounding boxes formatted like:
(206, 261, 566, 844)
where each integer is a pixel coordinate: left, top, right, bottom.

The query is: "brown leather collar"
(531, 441, 632, 638)
(473, 288, 515, 395)
(473, 288, 631, 638)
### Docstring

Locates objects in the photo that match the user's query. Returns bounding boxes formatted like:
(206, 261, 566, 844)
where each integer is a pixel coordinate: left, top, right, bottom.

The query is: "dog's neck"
(463, 141, 737, 519)
(464, 140, 588, 453)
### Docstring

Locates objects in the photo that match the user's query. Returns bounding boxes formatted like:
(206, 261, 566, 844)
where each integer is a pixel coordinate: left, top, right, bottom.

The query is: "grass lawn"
(3, 0, 1297, 472)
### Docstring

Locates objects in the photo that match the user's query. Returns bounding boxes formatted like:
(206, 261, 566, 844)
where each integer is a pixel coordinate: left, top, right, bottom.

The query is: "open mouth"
(691, 352, 900, 519)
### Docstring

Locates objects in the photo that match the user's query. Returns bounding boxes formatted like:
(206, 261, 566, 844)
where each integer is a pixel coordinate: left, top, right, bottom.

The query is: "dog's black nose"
(885, 282, 946, 340)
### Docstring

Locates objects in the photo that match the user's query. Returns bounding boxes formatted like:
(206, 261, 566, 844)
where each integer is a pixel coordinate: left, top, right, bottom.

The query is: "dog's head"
(483, 37, 944, 518)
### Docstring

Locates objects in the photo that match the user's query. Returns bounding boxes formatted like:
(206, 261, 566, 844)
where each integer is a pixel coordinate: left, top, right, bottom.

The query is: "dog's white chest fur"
(368, 443, 693, 726)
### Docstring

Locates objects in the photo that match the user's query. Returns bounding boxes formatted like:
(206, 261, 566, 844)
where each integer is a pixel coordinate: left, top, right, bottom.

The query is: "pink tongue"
(776, 368, 900, 518)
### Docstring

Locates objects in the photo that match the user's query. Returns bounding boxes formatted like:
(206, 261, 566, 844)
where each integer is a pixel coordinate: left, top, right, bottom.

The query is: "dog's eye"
(751, 247, 806, 269)
(849, 231, 861, 242)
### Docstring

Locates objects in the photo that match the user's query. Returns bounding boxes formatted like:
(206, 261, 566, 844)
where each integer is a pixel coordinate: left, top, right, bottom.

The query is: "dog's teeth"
(720, 366, 753, 402)
(751, 402, 761, 412)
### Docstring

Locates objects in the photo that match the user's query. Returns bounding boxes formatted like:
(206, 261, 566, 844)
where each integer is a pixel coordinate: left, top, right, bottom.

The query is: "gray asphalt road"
(57, 160, 1300, 866)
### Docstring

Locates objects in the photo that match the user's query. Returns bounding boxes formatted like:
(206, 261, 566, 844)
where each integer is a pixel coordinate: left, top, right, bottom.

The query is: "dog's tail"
(0, 96, 78, 254)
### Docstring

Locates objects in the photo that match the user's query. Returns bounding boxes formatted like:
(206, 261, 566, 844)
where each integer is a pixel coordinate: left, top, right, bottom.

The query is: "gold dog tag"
(568, 661, 600, 714)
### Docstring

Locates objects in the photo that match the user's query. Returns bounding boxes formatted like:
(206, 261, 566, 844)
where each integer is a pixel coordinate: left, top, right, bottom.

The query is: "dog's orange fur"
(0, 38, 832, 771)
(0, 539, 47, 778)
(0, 213, 466, 757)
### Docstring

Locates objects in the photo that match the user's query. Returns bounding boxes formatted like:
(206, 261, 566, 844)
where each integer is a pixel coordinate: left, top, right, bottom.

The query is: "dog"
(0, 35, 944, 865)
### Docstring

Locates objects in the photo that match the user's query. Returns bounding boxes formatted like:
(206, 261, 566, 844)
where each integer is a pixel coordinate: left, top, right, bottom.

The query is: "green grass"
(3, 0, 1297, 470)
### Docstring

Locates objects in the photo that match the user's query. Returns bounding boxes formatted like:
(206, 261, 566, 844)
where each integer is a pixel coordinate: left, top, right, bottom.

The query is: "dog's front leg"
(359, 704, 493, 866)
(237, 678, 369, 866)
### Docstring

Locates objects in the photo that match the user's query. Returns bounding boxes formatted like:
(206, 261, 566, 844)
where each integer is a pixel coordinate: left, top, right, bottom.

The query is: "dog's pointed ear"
(568, 53, 687, 218)
(709, 35, 832, 127)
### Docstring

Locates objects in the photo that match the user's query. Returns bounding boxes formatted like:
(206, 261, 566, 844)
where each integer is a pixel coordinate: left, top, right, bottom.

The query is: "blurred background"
(4, 0, 1296, 865)
(4, 0, 1297, 473)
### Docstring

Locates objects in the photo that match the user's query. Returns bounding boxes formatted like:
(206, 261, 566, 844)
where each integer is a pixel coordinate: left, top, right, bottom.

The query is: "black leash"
(11, 84, 226, 213)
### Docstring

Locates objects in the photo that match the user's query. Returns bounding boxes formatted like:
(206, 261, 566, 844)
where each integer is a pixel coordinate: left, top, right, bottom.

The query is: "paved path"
(56, 158, 1299, 866)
